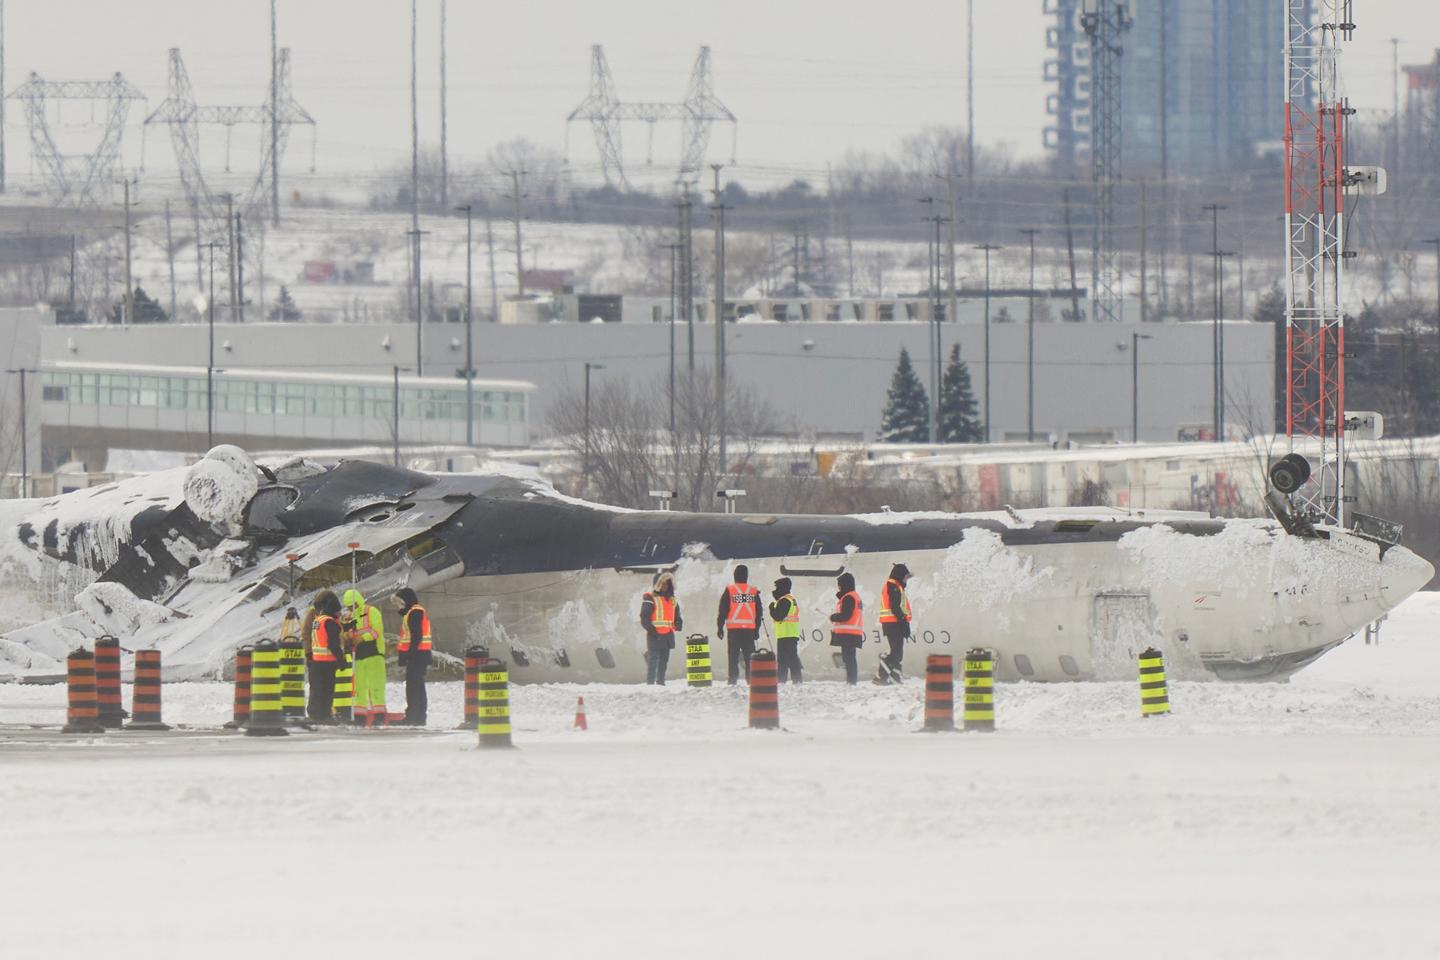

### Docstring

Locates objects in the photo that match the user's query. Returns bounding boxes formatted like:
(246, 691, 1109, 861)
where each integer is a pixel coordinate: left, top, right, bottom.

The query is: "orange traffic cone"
(574, 696, 588, 731)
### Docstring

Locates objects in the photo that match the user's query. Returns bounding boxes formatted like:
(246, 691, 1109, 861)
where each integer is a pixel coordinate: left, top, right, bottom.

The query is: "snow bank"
(910, 527, 1055, 630)
(74, 582, 174, 635)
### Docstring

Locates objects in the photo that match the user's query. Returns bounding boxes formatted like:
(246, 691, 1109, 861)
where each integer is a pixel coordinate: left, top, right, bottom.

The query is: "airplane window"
(510, 647, 530, 667)
(1014, 654, 1035, 677)
(554, 650, 571, 668)
(242, 485, 299, 538)
(595, 648, 616, 669)
(1059, 655, 1079, 676)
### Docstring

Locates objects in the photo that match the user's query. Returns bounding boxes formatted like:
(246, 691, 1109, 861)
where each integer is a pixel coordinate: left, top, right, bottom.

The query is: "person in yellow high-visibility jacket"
(341, 588, 387, 726)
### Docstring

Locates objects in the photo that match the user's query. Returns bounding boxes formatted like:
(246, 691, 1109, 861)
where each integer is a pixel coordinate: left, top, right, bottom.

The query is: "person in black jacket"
(394, 588, 432, 725)
(640, 572, 683, 684)
(769, 576, 804, 684)
(875, 563, 913, 684)
(829, 572, 865, 684)
(305, 590, 345, 722)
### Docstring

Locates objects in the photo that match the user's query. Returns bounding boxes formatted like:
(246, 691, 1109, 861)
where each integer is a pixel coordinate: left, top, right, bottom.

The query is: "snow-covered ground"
(2, 594, 1439, 958)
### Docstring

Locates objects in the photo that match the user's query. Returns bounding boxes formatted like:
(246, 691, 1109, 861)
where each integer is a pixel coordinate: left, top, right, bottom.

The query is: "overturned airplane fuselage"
(0, 451, 1431, 683)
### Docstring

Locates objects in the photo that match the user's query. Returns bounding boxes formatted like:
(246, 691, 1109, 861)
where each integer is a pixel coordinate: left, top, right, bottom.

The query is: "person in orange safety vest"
(640, 572, 683, 684)
(875, 563, 914, 684)
(829, 572, 865, 684)
(394, 587, 432, 725)
(716, 564, 763, 685)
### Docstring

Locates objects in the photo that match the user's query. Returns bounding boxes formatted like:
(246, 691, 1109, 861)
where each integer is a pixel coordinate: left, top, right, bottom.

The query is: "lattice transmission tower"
(1080, 1, 1132, 323)
(7, 72, 146, 207)
(566, 45, 737, 190)
(143, 47, 314, 237)
(1283, 0, 1359, 526)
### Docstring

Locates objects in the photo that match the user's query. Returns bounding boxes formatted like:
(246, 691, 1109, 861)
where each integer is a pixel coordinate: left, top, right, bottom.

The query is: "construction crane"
(1080, 1, 1132, 324)
(566, 45, 737, 190)
(7, 73, 145, 207)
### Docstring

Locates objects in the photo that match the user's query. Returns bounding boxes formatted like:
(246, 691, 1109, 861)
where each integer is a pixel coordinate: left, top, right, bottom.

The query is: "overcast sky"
(6, 0, 1439, 190)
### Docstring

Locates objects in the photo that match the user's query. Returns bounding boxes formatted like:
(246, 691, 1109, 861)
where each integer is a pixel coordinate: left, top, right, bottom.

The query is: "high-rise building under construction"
(1044, 0, 1293, 175)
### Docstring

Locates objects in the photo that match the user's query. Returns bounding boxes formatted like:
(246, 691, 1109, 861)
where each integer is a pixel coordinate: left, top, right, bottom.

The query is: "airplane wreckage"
(0, 447, 1431, 683)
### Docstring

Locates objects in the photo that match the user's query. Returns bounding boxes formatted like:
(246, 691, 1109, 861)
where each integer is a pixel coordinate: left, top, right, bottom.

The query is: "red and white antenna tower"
(1283, 0, 1356, 526)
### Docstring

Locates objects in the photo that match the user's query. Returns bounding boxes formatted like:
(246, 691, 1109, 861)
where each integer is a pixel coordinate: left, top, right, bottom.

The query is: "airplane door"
(1089, 593, 1157, 680)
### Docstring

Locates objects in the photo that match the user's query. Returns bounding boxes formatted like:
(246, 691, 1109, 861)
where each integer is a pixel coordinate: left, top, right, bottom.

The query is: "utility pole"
(1061, 186, 1081, 321)
(966, 0, 975, 186)
(439, 0, 448, 211)
(679, 194, 694, 370)
(976, 243, 1000, 443)
(1158, 0, 1169, 307)
(456, 204, 474, 445)
(270, 0, 280, 226)
(484, 215, 499, 321)
(845, 216, 855, 298)
(235, 212, 245, 323)
(202, 241, 222, 449)
(5, 367, 33, 497)
(121, 178, 134, 326)
(664, 242, 681, 439)
(712, 163, 729, 477)
(1019, 228, 1041, 442)
(1131, 332, 1152, 443)
(225, 193, 239, 325)
(1203, 203, 1226, 441)
(1391, 37, 1401, 176)
(507, 169, 527, 296)
(1216, 249, 1234, 439)
(68, 234, 76, 307)
(164, 199, 177, 322)
(1139, 180, 1149, 324)
(393, 366, 402, 467)
(919, 196, 937, 443)
(940, 171, 959, 339)
(406, 228, 427, 375)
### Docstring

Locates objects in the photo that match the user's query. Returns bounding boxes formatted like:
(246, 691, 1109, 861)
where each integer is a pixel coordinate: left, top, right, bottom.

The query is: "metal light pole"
(976, 243, 1000, 443)
(5, 367, 34, 497)
(1202, 203, 1226, 441)
(664, 242, 680, 440)
(918, 196, 937, 442)
(583, 361, 605, 491)
(1019, 228, 1041, 442)
(456, 204, 474, 446)
(1217, 249, 1234, 440)
(1131, 332, 1152, 443)
(202, 240, 222, 449)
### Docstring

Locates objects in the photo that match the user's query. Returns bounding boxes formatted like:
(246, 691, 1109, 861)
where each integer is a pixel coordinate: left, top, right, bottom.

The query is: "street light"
(583, 362, 606, 491)
(975, 243, 1002, 443)
(1131, 333, 1153, 443)
(200, 240, 223, 450)
(1018, 228, 1041, 442)
(455, 204, 475, 447)
(5, 367, 36, 498)
(1216, 249, 1235, 441)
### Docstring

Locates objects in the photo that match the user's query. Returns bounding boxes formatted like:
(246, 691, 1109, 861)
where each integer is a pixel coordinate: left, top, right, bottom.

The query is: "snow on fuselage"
(0, 458, 1430, 682)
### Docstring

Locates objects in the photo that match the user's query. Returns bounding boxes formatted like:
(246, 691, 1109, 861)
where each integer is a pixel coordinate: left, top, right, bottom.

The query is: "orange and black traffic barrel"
(748, 650, 780, 730)
(245, 639, 289, 737)
(62, 648, 105, 734)
(457, 645, 488, 730)
(922, 654, 956, 732)
(126, 649, 170, 731)
(224, 645, 254, 729)
(94, 635, 126, 729)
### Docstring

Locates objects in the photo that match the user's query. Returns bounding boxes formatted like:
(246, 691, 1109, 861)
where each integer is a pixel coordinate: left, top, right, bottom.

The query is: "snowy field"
(3, 596, 1440, 958)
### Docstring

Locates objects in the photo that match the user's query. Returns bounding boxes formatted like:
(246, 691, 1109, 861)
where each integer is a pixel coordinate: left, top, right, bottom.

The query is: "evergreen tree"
(108, 286, 168, 324)
(879, 347, 930, 442)
(938, 343, 982, 442)
(269, 285, 303, 322)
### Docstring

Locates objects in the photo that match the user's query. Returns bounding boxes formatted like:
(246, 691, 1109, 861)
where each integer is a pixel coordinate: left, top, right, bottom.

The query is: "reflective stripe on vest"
(833, 590, 864, 635)
(398, 604, 433, 652)
(648, 593, 676, 634)
(725, 583, 759, 630)
(774, 594, 801, 639)
(878, 579, 912, 624)
(311, 615, 338, 662)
